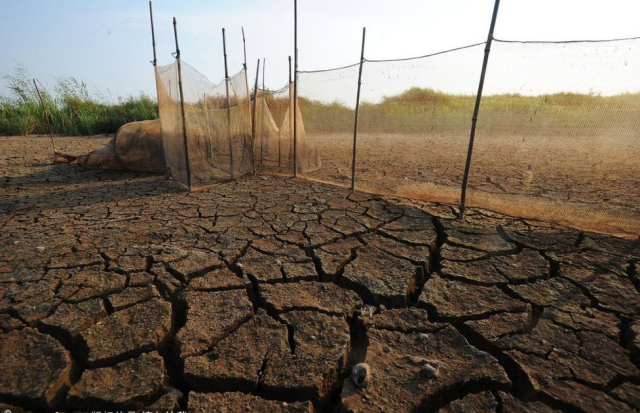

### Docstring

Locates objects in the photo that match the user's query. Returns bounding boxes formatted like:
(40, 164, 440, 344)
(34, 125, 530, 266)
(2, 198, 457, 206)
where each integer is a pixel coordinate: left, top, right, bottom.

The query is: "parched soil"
(1, 136, 640, 412)
(303, 133, 640, 237)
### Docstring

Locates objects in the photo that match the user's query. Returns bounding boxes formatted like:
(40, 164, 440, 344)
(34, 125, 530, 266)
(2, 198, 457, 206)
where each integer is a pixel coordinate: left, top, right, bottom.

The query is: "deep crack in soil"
(1, 136, 639, 412)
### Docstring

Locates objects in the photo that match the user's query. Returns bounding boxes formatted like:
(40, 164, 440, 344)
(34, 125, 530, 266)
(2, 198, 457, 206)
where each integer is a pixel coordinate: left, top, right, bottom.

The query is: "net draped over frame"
(253, 83, 321, 175)
(156, 60, 320, 188)
(468, 39, 640, 235)
(293, 38, 640, 237)
(151, 36, 639, 237)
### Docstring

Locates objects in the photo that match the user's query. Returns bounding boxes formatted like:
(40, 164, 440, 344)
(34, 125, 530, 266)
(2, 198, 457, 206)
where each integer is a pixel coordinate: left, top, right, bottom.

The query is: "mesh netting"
(151, 36, 639, 236)
(254, 86, 289, 173)
(356, 44, 484, 200)
(156, 60, 253, 189)
(293, 38, 639, 236)
(297, 65, 360, 186)
(254, 82, 321, 175)
(77, 119, 165, 173)
(156, 61, 320, 187)
(467, 38, 640, 235)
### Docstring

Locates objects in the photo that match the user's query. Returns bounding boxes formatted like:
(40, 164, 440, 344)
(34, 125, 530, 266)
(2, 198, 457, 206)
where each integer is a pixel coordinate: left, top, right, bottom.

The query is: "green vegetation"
(3, 62, 638, 139)
(0, 66, 157, 136)
(299, 87, 640, 136)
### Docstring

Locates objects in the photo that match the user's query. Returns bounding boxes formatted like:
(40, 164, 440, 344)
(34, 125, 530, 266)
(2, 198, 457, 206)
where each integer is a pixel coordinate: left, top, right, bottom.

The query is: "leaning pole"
(350, 28, 366, 193)
(293, 0, 298, 177)
(222, 28, 235, 179)
(251, 59, 261, 173)
(458, 0, 501, 218)
(173, 17, 193, 190)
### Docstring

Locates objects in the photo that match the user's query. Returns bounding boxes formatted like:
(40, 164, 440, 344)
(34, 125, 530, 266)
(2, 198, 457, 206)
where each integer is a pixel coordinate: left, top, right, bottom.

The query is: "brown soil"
(303, 133, 640, 238)
(1, 136, 639, 412)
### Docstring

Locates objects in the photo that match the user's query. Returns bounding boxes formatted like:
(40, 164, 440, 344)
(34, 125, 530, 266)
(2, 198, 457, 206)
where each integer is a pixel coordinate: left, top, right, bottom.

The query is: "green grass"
(4, 62, 639, 139)
(0, 66, 158, 136)
(299, 87, 640, 136)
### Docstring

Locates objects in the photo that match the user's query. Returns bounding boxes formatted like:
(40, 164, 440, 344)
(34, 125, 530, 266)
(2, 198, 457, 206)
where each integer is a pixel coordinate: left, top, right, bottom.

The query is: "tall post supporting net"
(467, 38, 640, 236)
(254, 81, 321, 175)
(156, 61, 253, 189)
(354, 44, 485, 201)
(151, 34, 639, 237)
(296, 65, 360, 186)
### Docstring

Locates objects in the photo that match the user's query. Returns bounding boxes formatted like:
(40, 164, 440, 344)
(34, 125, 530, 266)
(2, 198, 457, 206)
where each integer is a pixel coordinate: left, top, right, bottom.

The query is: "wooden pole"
(222, 28, 235, 179)
(173, 17, 192, 190)
(242, 28, 252, 128)
(251, 59, 260, 173)
(293, 0, 298, 177)
(458, 0, 501, 218)
(260, 59, 265, 168)
(350, 28, 366, 193)
(33, 79, 56, 153)
(149, 1, 157, 66)
(283, 55, 292, 169)
(241, 27, 252, 173)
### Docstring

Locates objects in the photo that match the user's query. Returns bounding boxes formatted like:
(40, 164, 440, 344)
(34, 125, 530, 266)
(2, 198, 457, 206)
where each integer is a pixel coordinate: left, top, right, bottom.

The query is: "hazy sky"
(1, 0, 639, 101)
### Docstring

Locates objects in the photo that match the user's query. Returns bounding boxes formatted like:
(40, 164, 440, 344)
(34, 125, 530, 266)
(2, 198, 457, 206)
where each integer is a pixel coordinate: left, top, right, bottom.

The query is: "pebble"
(35, 246, 46, 253)
(421, 363, 439, 378)
(419, 333, 429, 343)
(351, 362, 371, 388)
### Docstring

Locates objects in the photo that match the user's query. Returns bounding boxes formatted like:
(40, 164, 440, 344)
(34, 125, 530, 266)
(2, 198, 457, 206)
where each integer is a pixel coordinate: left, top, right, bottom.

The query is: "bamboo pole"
(242, 27, 252, 136)
(458, 0, 501, 218)
(149, 1, 170, 175)
(222, 28, 235, 179)
(350, 28, 366, 193)
(32, 79, 56, 154)
(260, 58, 265, 168)
(173, 17, 192, 190)
(251, 59, 261, 173)
(293, 0, 298, 177)
(148, 1, 157, 67)
(283, 55, 292, 169)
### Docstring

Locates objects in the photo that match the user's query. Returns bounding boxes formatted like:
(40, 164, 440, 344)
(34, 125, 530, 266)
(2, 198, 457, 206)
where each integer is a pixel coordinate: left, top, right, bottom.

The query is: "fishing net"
(155, 60, 253, 189)
(253, 83, 321, 175)
(105, 35, 638, 237)
(156, 60, 320, 187)
(296, 65, 360, 186)
(355, 44, 484, 201)
(467, 38, 640, 236)
(293, 37, 639, 237)
(77, 119, 165, 173)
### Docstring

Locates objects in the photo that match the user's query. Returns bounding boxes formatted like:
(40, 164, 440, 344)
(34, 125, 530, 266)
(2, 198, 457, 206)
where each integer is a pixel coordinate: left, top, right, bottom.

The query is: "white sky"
(1, 0, 639, 101)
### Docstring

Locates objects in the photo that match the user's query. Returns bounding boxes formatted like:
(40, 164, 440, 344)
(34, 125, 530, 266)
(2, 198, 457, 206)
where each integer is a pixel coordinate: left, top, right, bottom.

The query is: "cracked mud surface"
(1, 136, 640, 412)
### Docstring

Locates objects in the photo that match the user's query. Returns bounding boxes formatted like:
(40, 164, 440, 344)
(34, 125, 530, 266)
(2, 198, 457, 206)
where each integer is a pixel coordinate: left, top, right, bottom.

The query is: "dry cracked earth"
(1, 136, 640, 412)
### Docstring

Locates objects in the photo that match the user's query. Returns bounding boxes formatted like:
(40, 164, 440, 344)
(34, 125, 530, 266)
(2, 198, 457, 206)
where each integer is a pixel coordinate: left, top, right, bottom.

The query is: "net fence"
(297, 64, 361, 186)
(468, 38, 640, 236)
(156, 60, 253, 189)
(153, 36, 639, 237)
(254, 83, 321, 175)
(156, 61, 320, 188)
(294, 37, 640, 237)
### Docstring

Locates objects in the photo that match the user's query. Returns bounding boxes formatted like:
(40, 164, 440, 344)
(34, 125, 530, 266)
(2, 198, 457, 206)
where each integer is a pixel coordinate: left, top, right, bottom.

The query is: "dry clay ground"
(303, 133, 640, 236)
(1, 136, 640, 412)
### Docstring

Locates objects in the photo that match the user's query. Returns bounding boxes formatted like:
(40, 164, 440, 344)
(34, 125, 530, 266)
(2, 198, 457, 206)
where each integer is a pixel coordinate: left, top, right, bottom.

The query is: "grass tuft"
(0, 65, 158, 136)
